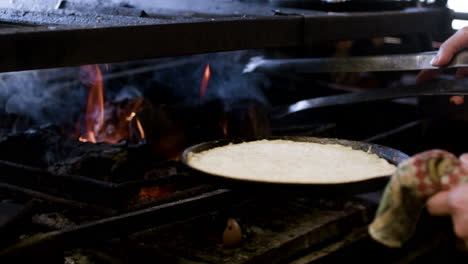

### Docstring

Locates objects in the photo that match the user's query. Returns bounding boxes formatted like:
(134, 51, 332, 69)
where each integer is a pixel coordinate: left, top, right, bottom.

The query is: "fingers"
(450, 96, 465, 105)
(427, 191, 451, 216)
(448, 185, 468, 239)
(427, 184, 468, 240)
(460, 153, 468, 171)
(433, 27, 468, 67)
(427, 154, 468, 216)
(417, 27, 468, 82)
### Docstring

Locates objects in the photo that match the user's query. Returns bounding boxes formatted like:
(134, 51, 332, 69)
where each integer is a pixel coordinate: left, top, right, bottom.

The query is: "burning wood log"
(47, 142, 151, 182)
(0, 128, 152, 182)
(0, 92, 270, 182)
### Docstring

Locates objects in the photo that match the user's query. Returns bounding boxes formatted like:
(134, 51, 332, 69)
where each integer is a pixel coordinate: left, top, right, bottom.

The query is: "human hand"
(416, 27, 468, 105)
(427, 154, 468, 244)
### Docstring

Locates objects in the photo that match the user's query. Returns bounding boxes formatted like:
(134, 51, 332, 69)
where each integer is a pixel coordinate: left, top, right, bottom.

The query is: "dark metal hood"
(0, 0, 452, 73)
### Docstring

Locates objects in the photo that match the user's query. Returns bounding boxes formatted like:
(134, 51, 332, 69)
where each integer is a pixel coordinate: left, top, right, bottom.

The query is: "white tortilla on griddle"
(187, 139, 396, 184)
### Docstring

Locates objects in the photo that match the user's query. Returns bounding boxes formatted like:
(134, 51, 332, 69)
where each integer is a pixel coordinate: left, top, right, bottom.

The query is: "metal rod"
(244, 50, 468, 74)
(454, 12, 468, 21)
(362, 120, 424, 143)
(0, 199, 41, 248)
(0, 189, 232, 259)
(0, 183, 117, 216)
(271, 79, 468, 119)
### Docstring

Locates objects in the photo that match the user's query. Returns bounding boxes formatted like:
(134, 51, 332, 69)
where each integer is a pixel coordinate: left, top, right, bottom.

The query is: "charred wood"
(0, 128, 152, 182)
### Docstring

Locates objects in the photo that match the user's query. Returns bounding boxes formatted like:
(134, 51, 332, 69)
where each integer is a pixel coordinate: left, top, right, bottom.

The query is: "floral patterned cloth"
(369, 150, 468, 248)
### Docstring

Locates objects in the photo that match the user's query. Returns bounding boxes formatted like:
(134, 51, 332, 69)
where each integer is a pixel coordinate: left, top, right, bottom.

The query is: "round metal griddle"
(181, 136, 409, 195)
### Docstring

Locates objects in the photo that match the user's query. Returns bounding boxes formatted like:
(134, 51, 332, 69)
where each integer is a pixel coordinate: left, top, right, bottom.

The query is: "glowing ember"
(199, 63, 211, 101)
(220, 119, 228, 138)
(78, 136, 89, 143)
(126, 112, 136, 121)
(139, 185, 175, 201)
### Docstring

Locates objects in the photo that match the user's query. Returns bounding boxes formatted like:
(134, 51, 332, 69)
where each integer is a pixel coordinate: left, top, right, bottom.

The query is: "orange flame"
(78, 65, 145, 144)
(81, 65, 105, 143)
(135, 117, 145, 140)
(199, 63, 211, 101)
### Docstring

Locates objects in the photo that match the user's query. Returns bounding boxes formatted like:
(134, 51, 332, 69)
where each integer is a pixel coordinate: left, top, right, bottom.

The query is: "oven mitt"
(369, 149, 468, 248)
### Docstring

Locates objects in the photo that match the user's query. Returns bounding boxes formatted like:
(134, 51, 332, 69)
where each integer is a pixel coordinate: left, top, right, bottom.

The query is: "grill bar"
(0, 188, 233, 260)
(0, 6, 451, 73)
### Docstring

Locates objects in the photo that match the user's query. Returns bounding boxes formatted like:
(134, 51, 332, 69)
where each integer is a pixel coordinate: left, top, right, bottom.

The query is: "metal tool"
(271, 79, 468, 119)
(244, 50, 468, 74)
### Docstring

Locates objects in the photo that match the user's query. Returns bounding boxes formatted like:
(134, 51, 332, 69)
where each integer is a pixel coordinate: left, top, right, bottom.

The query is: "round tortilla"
(187, 139, 396, 184)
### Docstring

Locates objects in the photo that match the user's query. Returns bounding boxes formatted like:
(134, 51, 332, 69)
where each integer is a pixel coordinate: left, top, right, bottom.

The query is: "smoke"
(0, 68, 86, 126)
(0, 50, 269, 135)
(152, 50, 270, 108)
(0, 66, 142, 132)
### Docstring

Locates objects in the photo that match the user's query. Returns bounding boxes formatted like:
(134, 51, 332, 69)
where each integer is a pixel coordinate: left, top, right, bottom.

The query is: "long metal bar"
(0, 6, 451, 73)
(362, 120, 425, 143)
(454, 12, 468, 21)
(0, 199, 41, 249)
(0, 188, 232, 259)
(0, 183, 117, 216)
(244, 50, 468, 73)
